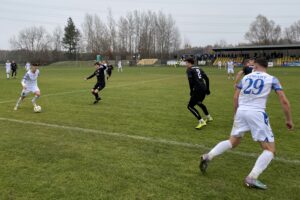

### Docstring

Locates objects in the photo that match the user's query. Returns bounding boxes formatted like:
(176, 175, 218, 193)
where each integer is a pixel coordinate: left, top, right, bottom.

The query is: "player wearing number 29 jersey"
(237, 72, 282, 111)
(200, 58, 293, 190)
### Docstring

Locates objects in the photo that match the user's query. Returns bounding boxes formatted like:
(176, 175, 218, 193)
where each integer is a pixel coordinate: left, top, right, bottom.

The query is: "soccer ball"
(34, 105, 42, 113)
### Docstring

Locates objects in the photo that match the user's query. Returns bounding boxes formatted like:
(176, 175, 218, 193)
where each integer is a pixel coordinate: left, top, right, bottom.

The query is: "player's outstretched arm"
(86, 72, 96, 80)
(276, 90, 294, 130)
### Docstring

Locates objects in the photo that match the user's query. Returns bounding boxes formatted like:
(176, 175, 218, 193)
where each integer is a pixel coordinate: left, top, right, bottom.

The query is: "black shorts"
(93, 82, 105, 91)
(189, 90, 206, 105)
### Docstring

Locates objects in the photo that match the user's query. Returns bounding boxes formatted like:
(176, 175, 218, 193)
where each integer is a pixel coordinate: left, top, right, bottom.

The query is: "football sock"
(199, 119, 205, 123)
(93, 92, 99, 100)
(188, 105, 201, 120)
(207, 140, 232, 160)
(248, 150, 274, 179)
(32, 95, 39, 106)
(7, 73, 9, 79)
(16, 97, 22, 107)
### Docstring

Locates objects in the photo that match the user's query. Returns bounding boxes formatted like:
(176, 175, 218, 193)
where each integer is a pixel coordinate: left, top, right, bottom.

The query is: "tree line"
(6, 10, 181, 64)
(243, 15, 300, 45)
(4, 13, 300, 64)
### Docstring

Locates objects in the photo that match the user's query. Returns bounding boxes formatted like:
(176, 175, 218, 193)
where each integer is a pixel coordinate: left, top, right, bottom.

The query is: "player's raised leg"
(200, 136, 240, 173)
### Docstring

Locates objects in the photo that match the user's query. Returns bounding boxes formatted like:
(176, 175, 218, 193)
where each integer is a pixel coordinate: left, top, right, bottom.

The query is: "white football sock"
(32, 95, 40, 106)
(199, 119, 205, 123)
(207, 140, 232, 160)
(7, 73, 10, 79)
(16, 97, 22, 107)
(248, 150, 274, 179)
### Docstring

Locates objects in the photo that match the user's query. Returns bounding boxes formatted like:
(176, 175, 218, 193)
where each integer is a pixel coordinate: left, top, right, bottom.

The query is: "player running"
(185, 58, 213, 129)
(5, 60, 11, 79)
(85, 62, 107, 104)
(234, 58, 255, 87)
(14, 64, 41, 111)
(199, 58, 293, 190)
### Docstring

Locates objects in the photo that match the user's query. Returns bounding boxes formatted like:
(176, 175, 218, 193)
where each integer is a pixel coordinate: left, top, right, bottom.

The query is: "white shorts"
(231, 110, 274, 142)
(21, 86, 40, 97)
(227, 69, 234, 74)
(6, 69, 11, 74)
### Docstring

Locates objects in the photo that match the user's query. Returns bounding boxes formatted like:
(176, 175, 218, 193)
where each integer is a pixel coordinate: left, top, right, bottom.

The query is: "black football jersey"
(186, 66, 209, 92)
(87, 65, 107, 82)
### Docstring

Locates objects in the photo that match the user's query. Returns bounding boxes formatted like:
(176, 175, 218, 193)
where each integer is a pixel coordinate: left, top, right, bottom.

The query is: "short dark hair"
(185, 58, 195, 65)
(94, 62, 100, 66)
(255, 58, 268, 68)
(32, 63, 40, 67)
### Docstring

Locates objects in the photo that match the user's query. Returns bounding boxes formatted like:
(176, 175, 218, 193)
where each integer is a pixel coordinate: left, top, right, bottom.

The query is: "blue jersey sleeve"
(272, 77, 282, 91)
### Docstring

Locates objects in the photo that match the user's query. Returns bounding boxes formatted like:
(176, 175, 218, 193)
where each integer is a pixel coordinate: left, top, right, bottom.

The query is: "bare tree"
(245, 15, 281, 45)
(107, 8, 117, 54)
(52, 26, 63, 51)
(10, 26, 51, 51)
(82, 14, 95, 53)
(284, 20, 300, 43)
(117, 16, 129, 53)
(81, 10, 181, 59)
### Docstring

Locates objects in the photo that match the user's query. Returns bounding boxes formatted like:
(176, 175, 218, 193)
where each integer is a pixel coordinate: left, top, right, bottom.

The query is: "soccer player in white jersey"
(118, 61, 123, 72)
(14, 64, 41, 111)
(5, 60, 11, 79)
(25, 62, 31, 71)
(199, 58, 293, 190)
(227, 59, 235, 80)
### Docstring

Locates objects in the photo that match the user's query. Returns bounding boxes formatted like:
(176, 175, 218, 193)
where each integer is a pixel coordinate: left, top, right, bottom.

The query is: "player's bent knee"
(229, 136, 241, 148)
(260, 142, 276, 154)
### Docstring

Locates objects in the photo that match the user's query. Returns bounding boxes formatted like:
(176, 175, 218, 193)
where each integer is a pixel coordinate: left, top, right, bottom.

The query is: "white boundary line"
(0, 76, 178, 105)
(0, 117, 299, 165)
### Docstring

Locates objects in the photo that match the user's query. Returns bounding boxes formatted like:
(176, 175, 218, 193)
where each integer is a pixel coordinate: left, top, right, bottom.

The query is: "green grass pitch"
(0, 62, 299, 200)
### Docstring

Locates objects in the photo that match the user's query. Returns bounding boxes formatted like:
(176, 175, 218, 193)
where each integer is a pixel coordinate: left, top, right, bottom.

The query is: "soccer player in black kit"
(185, 58, 213, 129)
(85, 62, 107, 104)
(11, 61, 18, 78)
(106, 64, 113, 80)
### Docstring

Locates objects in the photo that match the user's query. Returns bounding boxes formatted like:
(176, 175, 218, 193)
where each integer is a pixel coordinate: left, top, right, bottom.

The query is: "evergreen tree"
(62, 17, 80, 59)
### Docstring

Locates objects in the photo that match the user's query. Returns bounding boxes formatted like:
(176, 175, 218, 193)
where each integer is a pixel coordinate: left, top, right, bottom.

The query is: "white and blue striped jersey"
(22, 69, 40, 88)
(237, 71, 282, 111)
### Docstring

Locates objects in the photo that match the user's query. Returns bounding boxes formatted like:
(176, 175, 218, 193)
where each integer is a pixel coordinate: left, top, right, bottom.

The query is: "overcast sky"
(1, 0, 300, 50)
